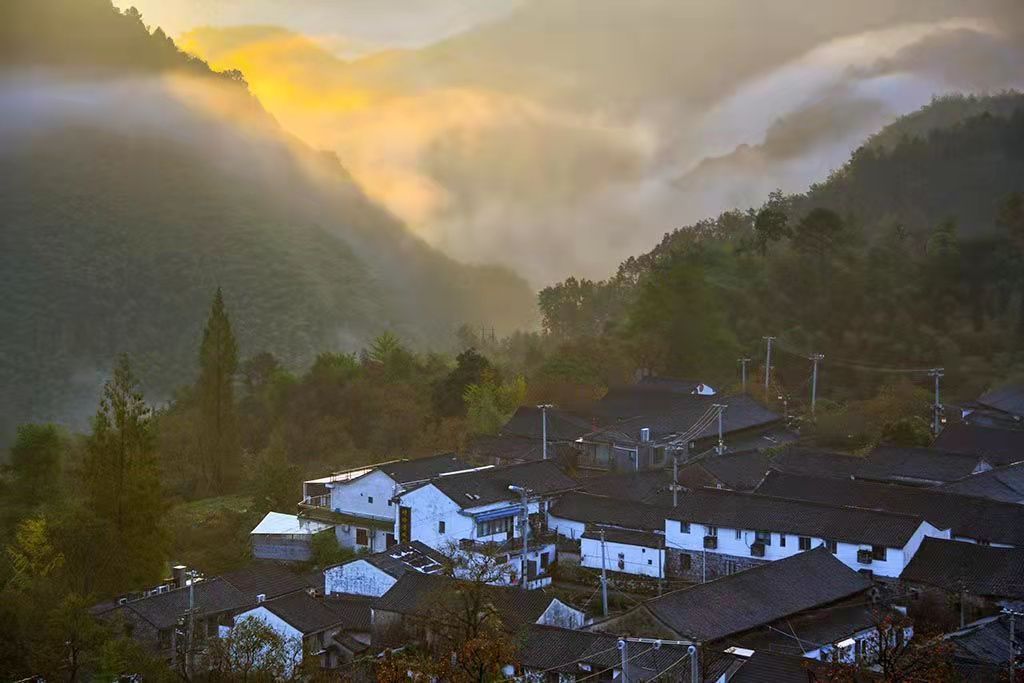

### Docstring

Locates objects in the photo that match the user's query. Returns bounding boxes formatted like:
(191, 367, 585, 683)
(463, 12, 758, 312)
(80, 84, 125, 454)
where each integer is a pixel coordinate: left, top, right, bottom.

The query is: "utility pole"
(600, 528, 609, 617)
(671, 442, 688, 507)
(537, 404, 553, 460)
(763, 336, 775, 400)
(508, 485, 531, 590)
(738, 358, 751, 393)
(618, 639, 629, 683)
(809, 353, 824, 416)
(713, 404, 727, 455)
(929, 368, 945, 437)
(1004, 608, 1021, 681)
(689, 644, 699, 683)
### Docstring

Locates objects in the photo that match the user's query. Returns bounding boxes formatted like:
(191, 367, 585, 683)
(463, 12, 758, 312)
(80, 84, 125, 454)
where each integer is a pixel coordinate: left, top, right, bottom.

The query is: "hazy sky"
(112, 0, 1024, 285)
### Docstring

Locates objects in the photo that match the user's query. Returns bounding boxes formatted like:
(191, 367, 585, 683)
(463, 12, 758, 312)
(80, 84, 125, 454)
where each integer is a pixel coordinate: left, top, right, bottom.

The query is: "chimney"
(256, 593, 266, 604)
(172, 565, 187, 589)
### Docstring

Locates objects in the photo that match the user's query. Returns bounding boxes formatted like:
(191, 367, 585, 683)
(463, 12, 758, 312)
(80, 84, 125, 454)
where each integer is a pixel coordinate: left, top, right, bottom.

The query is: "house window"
(725, 560, 739, 575)
(755, 531, 772, 546)
(540, 553, 550, 569)
(386, 533, 397, 548)
(356, 528, 369, 546)
(735, 529, 742, 540)
(680, 553, 692, 570)
(679, 521, 690, 534)
(647, 559, 653, 565)
(872, 546, 887, 561)
(705, 525, 718, 537)
(477, 516, 514, 537)
(438, 521, 446, 534)
(368, 496, 374, 504)
(825, 539, 837, 554)
(779, 534, 786, 547)
(799, 536, 811, 551)
(617, 553, 625, 571)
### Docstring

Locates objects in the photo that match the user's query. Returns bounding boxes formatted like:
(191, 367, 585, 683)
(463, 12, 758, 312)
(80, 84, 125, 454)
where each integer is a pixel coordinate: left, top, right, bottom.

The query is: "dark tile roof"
(548, 492, 668, 531)
(668, 488, 926, 548)
(220, 560, 321, 602)
(518, 625, 694, 679)
(977, 383, 1024, 418)
(258, 590, 372, 635)
(582, 525, 665, 549)
(371, 573, 560, 630)
(933, 423, 1024, 467)
(343, 541, 446, 578)
(728, 651, 827, 682)
(689, 450, 772, 491)
(501, 406, 595, 442)
(900, 537, 1024, 600)
(755, 471, 1024, 546)
(735, 603, 889, 656)
(769, 447, 866, 479)
(465, 434, 579, 465)
(119, 578, 249, 630)
(590, 386, 781, 444)
(857, 446, 987, 485)
(577, 469, 683, 506)
(424, 460, 579, 508)
(945, 615, 1017, 674)
(640, 548, 870, 641)
(940, 462, 1024, 503)
(378, 452, 472, 484)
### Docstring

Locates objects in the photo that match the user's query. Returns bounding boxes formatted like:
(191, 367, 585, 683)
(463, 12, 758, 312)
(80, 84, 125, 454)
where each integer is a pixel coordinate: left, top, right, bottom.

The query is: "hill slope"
(0, 0, 535, 439)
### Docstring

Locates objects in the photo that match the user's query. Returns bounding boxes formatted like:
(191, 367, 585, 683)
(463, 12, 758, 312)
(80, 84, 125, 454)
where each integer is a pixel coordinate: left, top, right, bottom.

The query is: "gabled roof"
(667, 488, 927, 548)
(589, 385, 781, 444)
(221, 560, 322, 602)
(256, 590, 372, 635)
(977, 382, 1024, 418)
(577, 469, 683, 506)
(933, 423, 1024, 467)
(465, 433, 579, 464)
(689, 449, 772, 491)
(549, 491, 667, 531)
(755, 471, 1024, 546)
(501, 406, 594, 442)
(115, 578, 249, 630)
(582, 526, 664, 549)
(900, 537, 1024, 600)
(371, 572, 563, 630)
(728, 651, 830, 682)
(857, 446, 987, 485)
(940, 462, 1024, 503)
(377, 453, 472, 484)
(518, 625, 694, 679)
(735, 603, 892, 656)
(944, 615, 1016, 672)
(769, 447, 866, 479)
(329, 541, 446, 577)
(639, 548, 870, 641)
(417, 460, 579, 508)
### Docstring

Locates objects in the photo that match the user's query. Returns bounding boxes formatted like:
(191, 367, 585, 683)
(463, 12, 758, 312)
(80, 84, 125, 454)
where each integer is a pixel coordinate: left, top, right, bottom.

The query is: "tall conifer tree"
(198, 288, 241, 493)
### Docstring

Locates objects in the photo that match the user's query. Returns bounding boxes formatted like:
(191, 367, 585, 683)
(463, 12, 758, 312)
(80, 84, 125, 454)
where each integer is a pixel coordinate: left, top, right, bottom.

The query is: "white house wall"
(329, 470, 398, 522)
(580, 538, 664, 579)
(232, 607, 305, 674)
(398, 485, 543, 551)
(324, 560, 397, 597)
(538, 599, 586, 629)
(663, 520, 950, 578)
(547, 514, 586, 541)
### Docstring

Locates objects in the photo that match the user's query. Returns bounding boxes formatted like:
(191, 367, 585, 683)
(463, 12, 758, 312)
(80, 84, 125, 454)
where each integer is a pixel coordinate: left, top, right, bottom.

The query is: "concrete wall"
(329, 470, 398, 521)
(324, 559, 397, 597)
(334, 524, 391, 553)
(580, 537, 665, 579)
(252, 534, 315, 562)
(547, 514, 586, 541)
(398, 485, 542, 551)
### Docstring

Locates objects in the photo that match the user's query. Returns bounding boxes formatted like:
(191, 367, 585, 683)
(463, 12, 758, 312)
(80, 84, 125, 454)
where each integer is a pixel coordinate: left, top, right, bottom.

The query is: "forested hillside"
(538, 93, 1024, 407)
(0, 0, 535, 441)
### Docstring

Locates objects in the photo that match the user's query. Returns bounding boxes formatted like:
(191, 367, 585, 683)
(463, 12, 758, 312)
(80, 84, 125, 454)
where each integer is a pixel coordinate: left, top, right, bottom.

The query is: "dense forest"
(0, 0, 536, 443)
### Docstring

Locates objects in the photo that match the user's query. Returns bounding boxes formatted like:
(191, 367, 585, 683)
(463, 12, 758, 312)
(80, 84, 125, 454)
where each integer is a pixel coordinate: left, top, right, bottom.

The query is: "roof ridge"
(692, 487, 926, 520)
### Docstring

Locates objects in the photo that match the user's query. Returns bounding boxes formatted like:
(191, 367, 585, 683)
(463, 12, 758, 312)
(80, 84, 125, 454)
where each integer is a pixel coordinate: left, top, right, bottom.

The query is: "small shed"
(251, 512, 335, 562)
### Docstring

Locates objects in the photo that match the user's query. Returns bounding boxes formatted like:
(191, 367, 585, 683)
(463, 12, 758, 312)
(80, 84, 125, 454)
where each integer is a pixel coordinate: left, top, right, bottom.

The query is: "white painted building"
(393, 460, 579, 588)
(250, 511, 335, 562)
(300, 453, 471, 552)
(324, 541, 446, 597)
(664, 489, 950, 580)
(580, 528, 665, 579)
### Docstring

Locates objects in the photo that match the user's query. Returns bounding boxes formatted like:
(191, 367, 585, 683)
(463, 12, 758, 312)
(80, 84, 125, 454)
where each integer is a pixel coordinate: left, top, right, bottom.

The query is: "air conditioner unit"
(751, 542, 766, 558)
(857, 549, 873, 565)
(703, 535, 718, 550)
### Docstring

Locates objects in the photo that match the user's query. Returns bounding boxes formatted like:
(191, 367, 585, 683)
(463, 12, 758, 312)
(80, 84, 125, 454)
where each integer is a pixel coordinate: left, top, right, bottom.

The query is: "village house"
(662, 488, 949, 580)
(298, 452, 472, 552)
(942, 614, 1023, 679)
(232, 590, 373, 671)
(934, 421, 1024, 467)
(249, 511, 335, 562)
(323, 541, 446, 597)
(755, 470, 1024, 547)
(940, 461, 1024, 503)
(900, 537, 1024, 608)
(547, 492, 668, 579)
(855, 445, 992, 486)
(589, 549, 883, 664)
(369, 572, 585, 649)
(955, 382, 1024, 430)
(393, 459, 579, 588)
